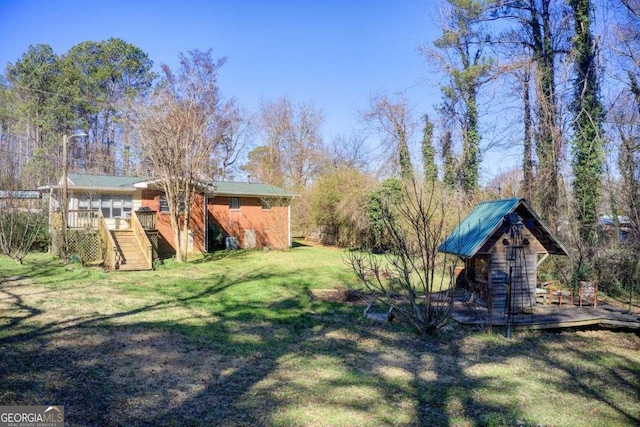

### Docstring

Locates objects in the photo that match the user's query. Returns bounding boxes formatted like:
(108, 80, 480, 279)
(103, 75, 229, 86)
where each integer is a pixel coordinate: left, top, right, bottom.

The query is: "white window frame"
(78, 195, 132, 218)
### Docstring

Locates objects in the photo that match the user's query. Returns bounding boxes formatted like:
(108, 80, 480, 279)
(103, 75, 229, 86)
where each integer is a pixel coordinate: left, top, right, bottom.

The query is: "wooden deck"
(451, 298, 640, 331)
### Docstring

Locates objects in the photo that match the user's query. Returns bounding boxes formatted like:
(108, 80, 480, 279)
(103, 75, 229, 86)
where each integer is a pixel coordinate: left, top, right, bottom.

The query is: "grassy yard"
(0, 244, 639, 426)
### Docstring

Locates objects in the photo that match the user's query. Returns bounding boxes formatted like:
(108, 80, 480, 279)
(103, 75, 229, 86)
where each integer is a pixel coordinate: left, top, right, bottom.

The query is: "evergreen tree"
(421, 114, 437, 183)
(426, 0, 493, 196)
(440, 131, 457, 190)
(5, 44, 72, 185)
(570, 0, 604, 246)
(63, 38, 155, 174)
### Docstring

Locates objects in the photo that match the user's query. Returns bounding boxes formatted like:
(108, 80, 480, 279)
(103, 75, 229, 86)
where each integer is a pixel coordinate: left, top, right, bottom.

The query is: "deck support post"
(506, 266, 513, 339)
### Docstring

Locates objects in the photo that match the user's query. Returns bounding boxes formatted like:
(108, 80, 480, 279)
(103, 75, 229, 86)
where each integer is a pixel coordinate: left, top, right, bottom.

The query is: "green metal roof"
(211, 181, 297, 198)
(64, 174, 296, 198)
(67, 174, 145, 188)
(438, 198, 568, 258)
(0, 190, 41, 199)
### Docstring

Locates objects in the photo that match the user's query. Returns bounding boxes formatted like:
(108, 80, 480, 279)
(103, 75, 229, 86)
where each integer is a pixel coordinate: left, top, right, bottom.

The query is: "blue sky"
(1, 1, 522, 181)
(0, 0, 440, 142)
(0, 0, 439, 147)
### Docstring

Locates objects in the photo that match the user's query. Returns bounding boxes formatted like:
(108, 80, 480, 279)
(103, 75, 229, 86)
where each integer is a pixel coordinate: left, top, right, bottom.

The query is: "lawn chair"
(535, 286, 548, 305)
(546, 280, 573, 306)
(578, 281, 598, 308)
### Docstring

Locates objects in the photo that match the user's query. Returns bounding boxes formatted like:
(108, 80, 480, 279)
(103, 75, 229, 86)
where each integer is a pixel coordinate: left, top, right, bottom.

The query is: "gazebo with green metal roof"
(439, 198, 568, 314)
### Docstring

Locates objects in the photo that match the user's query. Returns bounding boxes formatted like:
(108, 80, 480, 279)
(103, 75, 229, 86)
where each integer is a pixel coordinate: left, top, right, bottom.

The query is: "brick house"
(137, 180, 297, 258)
(40, 174, 297, 270)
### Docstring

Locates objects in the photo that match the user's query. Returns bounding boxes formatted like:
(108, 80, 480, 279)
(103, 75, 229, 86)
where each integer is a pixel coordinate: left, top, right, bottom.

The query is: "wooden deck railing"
(136, 209, 157, 230)
(68, 209, 99, 229)
(98, 212, 119, 270)
(131, 210, 153, 270)
(64, 209, 156, 231)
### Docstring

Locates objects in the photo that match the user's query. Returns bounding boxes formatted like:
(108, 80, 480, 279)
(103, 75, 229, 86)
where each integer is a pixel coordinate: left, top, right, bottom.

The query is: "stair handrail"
(131, 210, 153, 270)
(98, 212, 119, 270)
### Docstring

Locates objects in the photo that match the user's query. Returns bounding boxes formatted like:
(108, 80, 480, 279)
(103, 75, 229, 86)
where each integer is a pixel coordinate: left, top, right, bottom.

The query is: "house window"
(78, 195, 131, 218)
(99, 196, 133, 218)
(159, 194, 185, 214)
(229, 197, 240, 210)
(159, 195, 169, 213)
(78, 197, 100, 211)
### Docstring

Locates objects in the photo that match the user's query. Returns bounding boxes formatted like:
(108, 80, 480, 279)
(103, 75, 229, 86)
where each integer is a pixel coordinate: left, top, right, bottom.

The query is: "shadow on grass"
(1, 256, 105, 289)
(534, 331, 640, 425)
(190, 249, 253, 263)
(291, 240, 310, 248)
(0, 259, 639, 426)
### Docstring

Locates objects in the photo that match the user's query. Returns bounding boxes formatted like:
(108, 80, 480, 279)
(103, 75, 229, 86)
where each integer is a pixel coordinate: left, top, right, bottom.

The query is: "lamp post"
(61, 132, 87, 258)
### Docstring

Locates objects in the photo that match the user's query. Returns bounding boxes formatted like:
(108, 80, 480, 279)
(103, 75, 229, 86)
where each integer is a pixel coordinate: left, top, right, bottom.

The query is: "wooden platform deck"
(451, 299, 640, 331)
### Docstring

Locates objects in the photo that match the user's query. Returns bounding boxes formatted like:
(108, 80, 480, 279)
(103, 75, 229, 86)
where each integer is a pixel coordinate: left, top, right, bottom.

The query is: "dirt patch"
(310, 287, 369, 304)
(0, 325, 262, 426)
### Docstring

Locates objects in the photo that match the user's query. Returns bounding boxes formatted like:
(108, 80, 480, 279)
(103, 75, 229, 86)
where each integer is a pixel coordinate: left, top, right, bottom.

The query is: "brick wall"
(140, 190, 291, 257)
(140, 190, 205, 258)
(207, 196, 290, 250)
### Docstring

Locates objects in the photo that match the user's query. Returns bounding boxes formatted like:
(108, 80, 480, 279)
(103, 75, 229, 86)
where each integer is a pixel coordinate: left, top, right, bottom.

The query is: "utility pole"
(61, 133, 87, 258)
(61, 134, 68, 258)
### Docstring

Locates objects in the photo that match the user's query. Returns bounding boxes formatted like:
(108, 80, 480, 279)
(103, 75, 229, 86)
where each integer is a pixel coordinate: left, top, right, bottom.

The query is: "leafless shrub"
(0, 194, 47, 264)
(345, 178, 459, 336)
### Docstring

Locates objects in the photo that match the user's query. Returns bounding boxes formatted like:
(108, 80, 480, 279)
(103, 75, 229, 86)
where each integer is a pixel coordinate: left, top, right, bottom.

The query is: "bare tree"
(346, 178, 459, 336)
(134, 49, 225, 262)
(258, 97, 325, 191)
(490, 0, 571, 224)
(598, 1, 640, 305)
(212, 100, 254, 180)
(485, 167, 524, 199)
(241, 146, 274, 185)
(329, 132, 372, 171)
(609, 0, 640, 241)
(362, 92, 417, 181)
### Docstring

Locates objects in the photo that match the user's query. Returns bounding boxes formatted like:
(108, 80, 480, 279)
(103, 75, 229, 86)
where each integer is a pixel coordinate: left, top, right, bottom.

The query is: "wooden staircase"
(111, 229, 152, 271)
